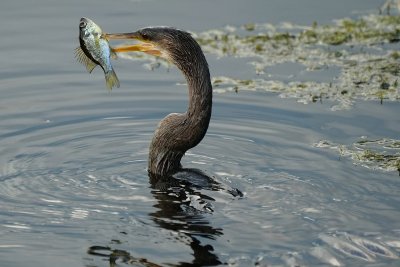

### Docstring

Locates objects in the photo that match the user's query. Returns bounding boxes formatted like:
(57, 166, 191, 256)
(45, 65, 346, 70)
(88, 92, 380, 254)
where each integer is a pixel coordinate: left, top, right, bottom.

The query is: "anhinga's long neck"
(148, 52, 212, 177)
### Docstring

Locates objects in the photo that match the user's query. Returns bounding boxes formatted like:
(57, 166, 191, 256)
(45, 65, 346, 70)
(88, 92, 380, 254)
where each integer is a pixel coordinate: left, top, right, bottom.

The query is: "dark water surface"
(1, 0, 399, 266)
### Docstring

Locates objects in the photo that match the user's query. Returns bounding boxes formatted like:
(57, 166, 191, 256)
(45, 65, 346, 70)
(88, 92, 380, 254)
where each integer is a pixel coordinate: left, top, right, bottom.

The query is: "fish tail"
(105, 68, 120, 90)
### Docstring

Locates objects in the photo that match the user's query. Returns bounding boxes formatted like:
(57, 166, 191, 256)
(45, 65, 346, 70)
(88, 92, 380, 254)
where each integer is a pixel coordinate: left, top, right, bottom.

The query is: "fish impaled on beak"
(75, 17, 119, 90)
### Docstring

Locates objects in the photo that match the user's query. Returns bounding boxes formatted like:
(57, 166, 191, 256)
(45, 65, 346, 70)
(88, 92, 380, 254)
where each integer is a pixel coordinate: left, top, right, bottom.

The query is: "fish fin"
(110, 48, 118, 60)
(75, 47, 97, 73)
(105, 68, 120, 90)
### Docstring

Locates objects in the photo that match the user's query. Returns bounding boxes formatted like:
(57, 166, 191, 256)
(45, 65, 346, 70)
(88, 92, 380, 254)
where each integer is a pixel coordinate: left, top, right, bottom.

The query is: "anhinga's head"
(105, 27, 207, 72)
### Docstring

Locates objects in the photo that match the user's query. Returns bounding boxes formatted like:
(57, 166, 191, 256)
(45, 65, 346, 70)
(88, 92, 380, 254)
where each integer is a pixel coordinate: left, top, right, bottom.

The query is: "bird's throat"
(148, 65, 212, 177)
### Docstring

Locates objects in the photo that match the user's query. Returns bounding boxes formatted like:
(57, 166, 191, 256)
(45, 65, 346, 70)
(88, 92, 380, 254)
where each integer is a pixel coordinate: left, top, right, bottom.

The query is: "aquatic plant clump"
(194, 14, 400, 110)
(314, 138, 400, 174)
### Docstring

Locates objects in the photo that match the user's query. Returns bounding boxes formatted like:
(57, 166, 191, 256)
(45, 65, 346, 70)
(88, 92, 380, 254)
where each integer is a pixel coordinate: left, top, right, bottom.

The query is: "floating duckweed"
(390, 142, 400, 149)
(341, 18, 367, 30)
(243, 23, 256, 31)
(119, 14, 400, 110)
(322, 31, 350, 45)
(377, 14, 400, 25)
(315, 138, 400, 174)
(213, 79, 224, 85)
(390, 51, 400, 59)
(380, 63, 400, 75)
(312, 21, 318, 28)
(312, 95, 320, 102)
(238, 79, 253, 86)
(255, 44, 264, 52)
(272, 32, 294, 43)
(300, 29, 318, 44)
(192, 14, 400, 110)
(360, 150, 387, 162)
(244, 34, 271, 43)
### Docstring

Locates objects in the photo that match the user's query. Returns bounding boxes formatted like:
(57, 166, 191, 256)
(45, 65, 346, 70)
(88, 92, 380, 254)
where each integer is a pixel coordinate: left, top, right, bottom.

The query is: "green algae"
(196, 15, 400, 55)
(193, 14, 400, 110)
(243, 23, 256, 31)
(315, 138, 400, 174)
(303, 15, 400, 44)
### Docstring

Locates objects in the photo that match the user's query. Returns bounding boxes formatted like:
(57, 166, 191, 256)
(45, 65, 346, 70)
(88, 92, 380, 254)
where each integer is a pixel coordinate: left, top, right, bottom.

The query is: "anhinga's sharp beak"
(104, 32, 162, 57)
(104, 32, 141, 40)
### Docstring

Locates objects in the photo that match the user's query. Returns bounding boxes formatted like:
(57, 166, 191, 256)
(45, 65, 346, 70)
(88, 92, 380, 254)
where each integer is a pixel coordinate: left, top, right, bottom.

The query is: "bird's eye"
(79, 21, 87, 28)
(141, 32, 150, 41)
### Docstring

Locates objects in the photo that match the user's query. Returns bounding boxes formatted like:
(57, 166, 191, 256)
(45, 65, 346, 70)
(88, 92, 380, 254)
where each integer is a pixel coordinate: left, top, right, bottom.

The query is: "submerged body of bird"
(75, 17, 120, 90)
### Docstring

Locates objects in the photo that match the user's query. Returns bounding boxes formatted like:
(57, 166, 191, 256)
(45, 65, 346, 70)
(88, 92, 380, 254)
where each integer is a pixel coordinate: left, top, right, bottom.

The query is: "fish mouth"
(79, 18, 87, 28)
(79, 17, 93, 28)
(104, 32, 162, 57)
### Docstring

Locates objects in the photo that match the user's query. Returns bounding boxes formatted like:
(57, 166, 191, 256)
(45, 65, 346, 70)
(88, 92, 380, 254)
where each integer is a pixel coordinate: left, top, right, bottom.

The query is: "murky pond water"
(0, 0, 399, 266)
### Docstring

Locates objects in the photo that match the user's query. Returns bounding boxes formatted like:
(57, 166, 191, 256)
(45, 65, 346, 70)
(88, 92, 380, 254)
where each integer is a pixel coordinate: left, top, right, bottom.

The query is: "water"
(1, 0, 400, 266)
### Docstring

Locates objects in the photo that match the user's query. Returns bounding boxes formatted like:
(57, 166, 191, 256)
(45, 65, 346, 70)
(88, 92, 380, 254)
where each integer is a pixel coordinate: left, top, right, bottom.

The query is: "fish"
(75, 17, 120, 90)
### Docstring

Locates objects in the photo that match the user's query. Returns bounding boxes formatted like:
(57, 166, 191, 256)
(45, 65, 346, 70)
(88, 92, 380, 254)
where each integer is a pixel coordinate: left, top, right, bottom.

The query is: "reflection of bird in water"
(87, 171, 226, 266)
(106, 28, 212, 177)
(88, 173, 224, 266)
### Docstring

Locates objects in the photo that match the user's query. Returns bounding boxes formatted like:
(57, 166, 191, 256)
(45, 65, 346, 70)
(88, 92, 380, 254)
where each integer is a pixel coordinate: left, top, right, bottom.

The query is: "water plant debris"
(314, 137, 400, 174)
(194, 14, 400, 110)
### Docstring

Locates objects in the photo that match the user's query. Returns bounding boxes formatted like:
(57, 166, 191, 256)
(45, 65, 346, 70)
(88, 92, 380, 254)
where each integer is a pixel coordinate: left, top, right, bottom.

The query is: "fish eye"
(79, 21, 87, 28)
